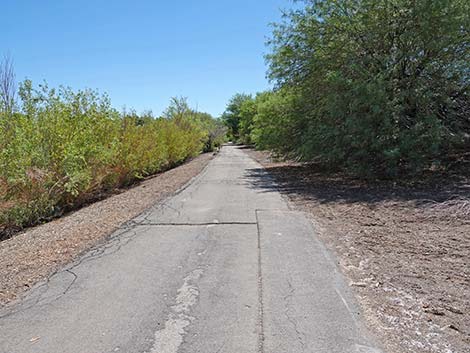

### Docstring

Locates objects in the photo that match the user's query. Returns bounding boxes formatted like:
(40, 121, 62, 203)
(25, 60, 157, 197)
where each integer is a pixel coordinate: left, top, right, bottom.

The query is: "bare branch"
(0, 54, 17, 115)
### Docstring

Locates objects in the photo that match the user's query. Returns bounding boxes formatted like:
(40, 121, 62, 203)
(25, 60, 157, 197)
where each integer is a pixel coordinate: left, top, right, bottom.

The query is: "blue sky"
(2, 0, 292, 117)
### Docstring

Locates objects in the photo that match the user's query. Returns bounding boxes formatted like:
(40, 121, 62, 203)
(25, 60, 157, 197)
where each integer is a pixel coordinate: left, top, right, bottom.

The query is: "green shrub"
(255, 0, 470, 177)
(0, 82, 217, 235)
(221, 93, 253, 143)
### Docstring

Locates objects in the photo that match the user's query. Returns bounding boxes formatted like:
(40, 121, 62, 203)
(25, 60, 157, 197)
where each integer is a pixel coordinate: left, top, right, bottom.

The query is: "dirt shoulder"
(247, 149, 470, 353)
(0, 153, 213, 306)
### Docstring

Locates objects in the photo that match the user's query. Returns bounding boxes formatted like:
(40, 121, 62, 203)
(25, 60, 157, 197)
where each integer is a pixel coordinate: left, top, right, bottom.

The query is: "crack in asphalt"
(0, 225, 142, 319)
(215, 341, 226, 353)
(135, 159, 212, 225)
(255, 210, 265, 353)
(284, 278, 307, 352)
(63, 269, 78, 295)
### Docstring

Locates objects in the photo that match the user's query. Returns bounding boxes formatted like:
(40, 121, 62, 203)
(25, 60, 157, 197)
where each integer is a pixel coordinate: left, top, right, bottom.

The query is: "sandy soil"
(0, 153, 213, 306)
(247, 149, 470, 353)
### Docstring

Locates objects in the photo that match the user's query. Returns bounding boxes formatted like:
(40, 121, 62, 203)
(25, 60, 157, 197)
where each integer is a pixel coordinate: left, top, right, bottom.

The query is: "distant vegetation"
(0, 64, 225, 238)
(223, 0, 470, 178)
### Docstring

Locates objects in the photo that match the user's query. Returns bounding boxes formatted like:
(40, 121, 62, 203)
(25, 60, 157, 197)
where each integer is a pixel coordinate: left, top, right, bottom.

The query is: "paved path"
(0, 146, 381, 353)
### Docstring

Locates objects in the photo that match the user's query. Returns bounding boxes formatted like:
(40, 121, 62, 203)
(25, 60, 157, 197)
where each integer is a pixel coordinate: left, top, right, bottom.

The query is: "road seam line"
(134, 222, 257, 226)
(255, 209, 265, 353)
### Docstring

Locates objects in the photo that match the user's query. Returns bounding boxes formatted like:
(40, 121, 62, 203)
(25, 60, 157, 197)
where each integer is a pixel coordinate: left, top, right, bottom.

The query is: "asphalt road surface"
(0, 145, 382, 353)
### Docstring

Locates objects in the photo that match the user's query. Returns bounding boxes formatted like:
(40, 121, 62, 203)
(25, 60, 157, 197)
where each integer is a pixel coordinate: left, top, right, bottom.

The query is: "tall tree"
(221, 93, 252, 141)
(263, 0, 470, 176)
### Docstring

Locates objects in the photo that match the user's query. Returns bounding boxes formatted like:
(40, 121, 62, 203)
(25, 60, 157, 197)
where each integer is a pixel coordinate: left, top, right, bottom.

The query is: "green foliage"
(196, 114, 227, 153)
(254, 0, 470, 177)
(0, 82, 219, 235)
(163, 97, 227, 152)
(221, 93, 253, 142)
(251, 89, 304, 156)
(238, 97, 258, 145)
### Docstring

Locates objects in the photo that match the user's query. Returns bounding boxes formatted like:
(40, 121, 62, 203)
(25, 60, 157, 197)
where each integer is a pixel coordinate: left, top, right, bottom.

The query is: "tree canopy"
(228, 0, 470, 177)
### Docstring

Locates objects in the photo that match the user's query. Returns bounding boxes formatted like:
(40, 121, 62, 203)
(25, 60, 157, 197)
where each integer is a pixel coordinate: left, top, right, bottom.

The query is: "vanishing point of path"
(0, 146, 382, 353)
